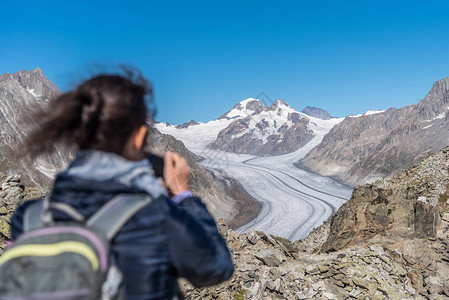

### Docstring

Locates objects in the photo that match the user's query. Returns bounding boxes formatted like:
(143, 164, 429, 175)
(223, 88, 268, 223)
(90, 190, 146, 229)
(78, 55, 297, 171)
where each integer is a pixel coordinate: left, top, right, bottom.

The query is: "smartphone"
(146, 153, 164, 179)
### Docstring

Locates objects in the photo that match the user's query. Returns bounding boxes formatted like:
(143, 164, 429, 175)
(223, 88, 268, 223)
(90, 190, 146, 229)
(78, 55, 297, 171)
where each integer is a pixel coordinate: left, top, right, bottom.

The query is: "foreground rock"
(323, 146, 449, 252)
(181, 224, 430, 299)
(0, 174, 47, 250)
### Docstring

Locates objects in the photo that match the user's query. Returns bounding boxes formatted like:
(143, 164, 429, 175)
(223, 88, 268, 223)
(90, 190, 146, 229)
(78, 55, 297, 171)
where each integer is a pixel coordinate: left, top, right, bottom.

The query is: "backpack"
(0, 193, 153, 300)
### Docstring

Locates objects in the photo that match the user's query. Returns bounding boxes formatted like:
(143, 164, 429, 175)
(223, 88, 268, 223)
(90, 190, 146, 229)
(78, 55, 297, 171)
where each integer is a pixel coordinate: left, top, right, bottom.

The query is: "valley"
(156, 104, 353, 241)
(201, 150, 352, 241)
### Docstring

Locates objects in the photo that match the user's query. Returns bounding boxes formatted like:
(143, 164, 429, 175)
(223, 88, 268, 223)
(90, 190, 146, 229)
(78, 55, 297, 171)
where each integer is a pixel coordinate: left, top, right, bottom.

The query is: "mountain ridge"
(157, 97, 341, 156)
(300, 76, 449, 186)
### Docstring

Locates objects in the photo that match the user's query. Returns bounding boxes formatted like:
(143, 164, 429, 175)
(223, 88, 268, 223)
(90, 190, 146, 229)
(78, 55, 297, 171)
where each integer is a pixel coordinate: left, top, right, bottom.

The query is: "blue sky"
(2, 0, 449, 124)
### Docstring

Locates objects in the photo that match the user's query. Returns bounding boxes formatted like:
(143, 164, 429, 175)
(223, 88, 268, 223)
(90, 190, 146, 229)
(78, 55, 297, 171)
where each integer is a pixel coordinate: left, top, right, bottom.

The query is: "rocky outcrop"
(322, 146, 449, 252)
(301, 106, 333, 120)
(0, 174, 46, 250)
(0, 175, 26, 249)
(180, 222, 437, 299)
(300, 76, 449, 186)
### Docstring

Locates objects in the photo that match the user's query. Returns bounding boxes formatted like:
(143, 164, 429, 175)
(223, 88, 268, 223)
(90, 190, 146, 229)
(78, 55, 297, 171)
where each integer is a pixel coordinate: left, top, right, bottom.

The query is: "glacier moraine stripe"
(16, 226, 108, 271)
(0, 241, 99, 271)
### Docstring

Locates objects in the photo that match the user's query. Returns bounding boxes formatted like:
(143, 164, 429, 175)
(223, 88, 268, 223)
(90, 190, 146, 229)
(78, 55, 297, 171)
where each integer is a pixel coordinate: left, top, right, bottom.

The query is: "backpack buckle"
(102, 265, 123, 300)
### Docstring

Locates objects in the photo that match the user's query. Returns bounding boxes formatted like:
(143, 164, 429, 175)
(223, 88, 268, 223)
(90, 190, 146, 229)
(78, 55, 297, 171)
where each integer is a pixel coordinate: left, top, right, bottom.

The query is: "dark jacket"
(11, 150, 234, 300)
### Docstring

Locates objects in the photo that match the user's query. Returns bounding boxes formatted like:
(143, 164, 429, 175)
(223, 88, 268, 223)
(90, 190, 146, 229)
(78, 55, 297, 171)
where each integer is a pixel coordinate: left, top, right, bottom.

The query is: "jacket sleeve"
(166, 196, 234, 287)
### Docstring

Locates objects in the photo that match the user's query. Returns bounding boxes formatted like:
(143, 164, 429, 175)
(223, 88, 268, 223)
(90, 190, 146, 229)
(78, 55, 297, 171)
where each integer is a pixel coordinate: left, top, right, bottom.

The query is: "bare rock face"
(148, 128, 237, 222)
(0, 68, 70, 188)
(301, 106, 333, 120)
(300, 76, 449, 186)
(322, 146, 449, 252)
(211, 99, 314, 156)
(0, 174, 26, 248)
(8, 68, 60, 102)
(175, 120, 199, 129)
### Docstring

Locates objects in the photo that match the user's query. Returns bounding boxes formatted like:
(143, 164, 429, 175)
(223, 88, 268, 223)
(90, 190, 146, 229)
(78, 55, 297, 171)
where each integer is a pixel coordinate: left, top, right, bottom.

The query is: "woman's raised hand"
(163, 151, 190, 195)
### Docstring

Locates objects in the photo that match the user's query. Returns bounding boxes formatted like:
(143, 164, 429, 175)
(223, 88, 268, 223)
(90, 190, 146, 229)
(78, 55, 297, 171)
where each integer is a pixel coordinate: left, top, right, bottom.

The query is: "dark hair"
(23, 70, 154, 159)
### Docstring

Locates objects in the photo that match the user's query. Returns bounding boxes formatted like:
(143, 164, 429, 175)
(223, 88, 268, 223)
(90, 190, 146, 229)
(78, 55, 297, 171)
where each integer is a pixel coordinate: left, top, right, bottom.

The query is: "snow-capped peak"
(219, 98, 268, 119)
(268, 99, 290, 110)
(239, 97, 259, 106)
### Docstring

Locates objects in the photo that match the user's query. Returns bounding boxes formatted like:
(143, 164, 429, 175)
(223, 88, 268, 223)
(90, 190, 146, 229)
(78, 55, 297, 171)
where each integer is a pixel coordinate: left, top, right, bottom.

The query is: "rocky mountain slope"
(0, 68, 69, 187)
(300, 76, 449, 186)
(147, 129, 237, 221)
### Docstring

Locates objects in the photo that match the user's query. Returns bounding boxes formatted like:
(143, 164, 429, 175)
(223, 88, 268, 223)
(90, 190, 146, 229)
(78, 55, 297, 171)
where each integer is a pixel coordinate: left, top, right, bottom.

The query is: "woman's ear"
(133, 125, 148, 150)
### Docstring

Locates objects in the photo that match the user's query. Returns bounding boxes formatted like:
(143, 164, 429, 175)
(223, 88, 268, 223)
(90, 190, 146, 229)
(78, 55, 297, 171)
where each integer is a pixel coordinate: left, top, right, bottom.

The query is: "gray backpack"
(0, 194, 153, 300)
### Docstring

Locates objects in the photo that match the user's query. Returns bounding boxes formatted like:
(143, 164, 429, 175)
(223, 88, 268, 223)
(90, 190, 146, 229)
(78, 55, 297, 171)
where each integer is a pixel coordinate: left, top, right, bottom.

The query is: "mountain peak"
(175, 120, 200, 129)
(428, 76, 449, 97)
(33, 67, 43, 75)
(2, 68, 62, 102)
(267, 99, 291, 110)
(239, 97, 259, 105)
(219, 98, 268, 119)
(301, 106, 333, 120)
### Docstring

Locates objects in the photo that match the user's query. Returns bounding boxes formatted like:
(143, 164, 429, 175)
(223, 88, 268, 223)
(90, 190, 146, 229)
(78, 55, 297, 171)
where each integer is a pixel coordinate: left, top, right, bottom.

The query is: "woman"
(10, 72, 234, 299)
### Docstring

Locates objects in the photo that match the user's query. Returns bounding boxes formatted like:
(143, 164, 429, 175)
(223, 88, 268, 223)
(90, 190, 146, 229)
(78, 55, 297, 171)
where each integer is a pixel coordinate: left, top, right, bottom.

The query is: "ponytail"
(76, 88, 104, 148)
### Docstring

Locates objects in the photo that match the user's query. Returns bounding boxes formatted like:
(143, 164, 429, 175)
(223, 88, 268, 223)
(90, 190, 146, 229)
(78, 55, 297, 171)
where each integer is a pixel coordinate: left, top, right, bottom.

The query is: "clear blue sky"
(2, 0, 449, 124)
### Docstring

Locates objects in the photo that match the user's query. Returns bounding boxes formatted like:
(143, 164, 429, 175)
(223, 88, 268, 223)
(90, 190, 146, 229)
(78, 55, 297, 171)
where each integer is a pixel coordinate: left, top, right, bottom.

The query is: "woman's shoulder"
(119, 194, 173, 228)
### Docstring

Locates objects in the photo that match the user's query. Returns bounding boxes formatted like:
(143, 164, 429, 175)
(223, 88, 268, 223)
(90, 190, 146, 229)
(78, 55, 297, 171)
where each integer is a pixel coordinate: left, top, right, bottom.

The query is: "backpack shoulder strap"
(86, 193, 154, 241)
(23, 200, 44, 232)
(23, 197, 86, 231)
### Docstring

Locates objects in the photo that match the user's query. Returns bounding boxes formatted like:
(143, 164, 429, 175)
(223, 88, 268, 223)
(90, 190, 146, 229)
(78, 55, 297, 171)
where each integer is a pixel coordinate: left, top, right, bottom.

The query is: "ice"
(199, 148, 353, 241)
